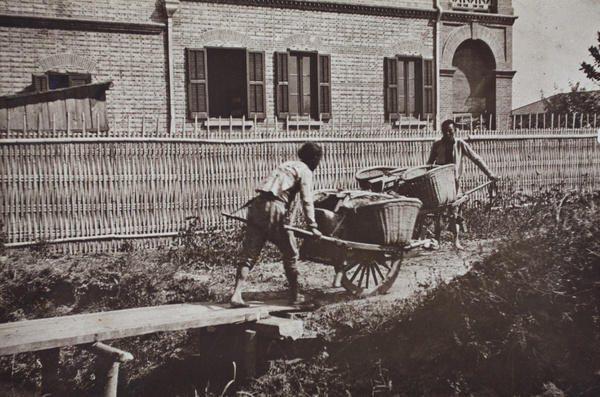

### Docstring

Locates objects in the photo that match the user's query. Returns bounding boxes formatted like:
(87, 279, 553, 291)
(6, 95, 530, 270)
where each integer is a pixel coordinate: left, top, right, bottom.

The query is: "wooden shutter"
(69, 73, 91, 87)
(423, 59, 434, 115)
(275, 52, 289, 118)
(384, 57, 398, 120)
(33, 74, 48, 92)
(318, 54, 331, 120)
(186, 48, 208, 119)
(247, 51, 266, 119)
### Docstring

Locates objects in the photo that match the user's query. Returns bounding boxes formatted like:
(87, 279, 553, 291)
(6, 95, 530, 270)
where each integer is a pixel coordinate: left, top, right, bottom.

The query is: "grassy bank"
(244, 190, 600, 397)
(1, 189, 598, 396)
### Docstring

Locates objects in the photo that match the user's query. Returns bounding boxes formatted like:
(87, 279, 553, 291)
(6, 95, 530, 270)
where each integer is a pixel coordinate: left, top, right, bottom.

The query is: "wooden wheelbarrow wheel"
(339, 251, 403, 298)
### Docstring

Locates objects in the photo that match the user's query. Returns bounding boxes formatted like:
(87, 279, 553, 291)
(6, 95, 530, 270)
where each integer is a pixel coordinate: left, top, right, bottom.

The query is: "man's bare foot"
(230, 297, 249, 308)
(289, 293, 306, 306)
(454, 241, 464, 250)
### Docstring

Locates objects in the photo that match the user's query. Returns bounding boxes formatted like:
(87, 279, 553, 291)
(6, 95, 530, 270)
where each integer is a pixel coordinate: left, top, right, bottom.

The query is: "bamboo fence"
(1, 115, 598, 253)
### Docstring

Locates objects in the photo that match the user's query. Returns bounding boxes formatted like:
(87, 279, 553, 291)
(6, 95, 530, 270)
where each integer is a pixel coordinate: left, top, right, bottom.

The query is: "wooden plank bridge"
(0, 302, 303, 396)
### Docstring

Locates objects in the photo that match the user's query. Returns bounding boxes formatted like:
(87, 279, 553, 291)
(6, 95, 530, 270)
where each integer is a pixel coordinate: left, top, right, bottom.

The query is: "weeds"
(241, 187, 600, 397)
(1, 187, 598, 396)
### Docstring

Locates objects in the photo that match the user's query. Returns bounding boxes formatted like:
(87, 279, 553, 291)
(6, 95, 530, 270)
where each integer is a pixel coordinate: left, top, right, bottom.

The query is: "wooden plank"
(0, 302, 296, 356)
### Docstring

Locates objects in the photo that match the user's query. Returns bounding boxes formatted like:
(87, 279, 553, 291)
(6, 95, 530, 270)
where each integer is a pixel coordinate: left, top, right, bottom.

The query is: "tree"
(580, 31, 600, 85)
(540, 82, 600, 127)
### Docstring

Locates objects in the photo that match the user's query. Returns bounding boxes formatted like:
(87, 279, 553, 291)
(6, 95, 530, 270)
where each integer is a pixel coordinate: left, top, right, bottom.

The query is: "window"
(384, 56, 433, 120)
(275, 51, 331, 120)
(186, 47, 266, 120)
(32, 72, 91, 92)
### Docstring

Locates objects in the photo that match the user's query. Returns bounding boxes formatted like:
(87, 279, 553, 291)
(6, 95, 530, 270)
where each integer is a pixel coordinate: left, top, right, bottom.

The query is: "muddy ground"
(186, 237, 497, 312)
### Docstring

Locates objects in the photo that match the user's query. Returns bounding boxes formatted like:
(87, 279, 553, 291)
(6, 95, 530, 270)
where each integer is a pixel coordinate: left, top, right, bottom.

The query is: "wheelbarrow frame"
(222, 212, 433, 298)
(414, 180, 497, 240)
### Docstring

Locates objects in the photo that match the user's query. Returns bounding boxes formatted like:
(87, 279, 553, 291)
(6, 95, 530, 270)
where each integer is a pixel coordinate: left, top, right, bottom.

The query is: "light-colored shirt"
(427, 138, 494, 182)
(257, 160, 318, 228)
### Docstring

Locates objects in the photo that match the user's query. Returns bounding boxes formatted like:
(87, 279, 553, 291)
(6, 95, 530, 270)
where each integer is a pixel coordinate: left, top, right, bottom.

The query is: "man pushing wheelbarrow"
(230, 142, 323, 308)
(426, 119, 499, 249)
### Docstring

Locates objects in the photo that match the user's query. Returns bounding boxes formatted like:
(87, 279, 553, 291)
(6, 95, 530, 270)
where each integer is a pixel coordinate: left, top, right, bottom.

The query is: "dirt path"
(224, 238, 498, 306)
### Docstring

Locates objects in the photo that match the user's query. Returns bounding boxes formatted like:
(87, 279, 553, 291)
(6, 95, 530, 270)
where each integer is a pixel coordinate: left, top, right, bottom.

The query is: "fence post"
(39, 348, 61, 397)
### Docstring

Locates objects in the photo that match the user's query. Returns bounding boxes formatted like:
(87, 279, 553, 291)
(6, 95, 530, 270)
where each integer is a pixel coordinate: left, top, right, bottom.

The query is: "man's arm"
(427, 141, 439, 165)
(298, 166, 320, 234)
(459, 140, 498, 180)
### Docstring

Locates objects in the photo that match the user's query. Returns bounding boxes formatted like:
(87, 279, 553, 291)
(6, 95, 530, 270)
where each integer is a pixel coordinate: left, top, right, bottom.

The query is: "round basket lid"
(355, 166, 398, 181)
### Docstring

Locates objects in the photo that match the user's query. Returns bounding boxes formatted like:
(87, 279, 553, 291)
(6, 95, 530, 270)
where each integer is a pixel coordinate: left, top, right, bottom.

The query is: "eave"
(0, 14, 165, 35)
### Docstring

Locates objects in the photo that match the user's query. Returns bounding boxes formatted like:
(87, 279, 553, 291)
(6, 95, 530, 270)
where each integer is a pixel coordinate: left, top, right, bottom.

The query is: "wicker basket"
(355, 166, 399, 190)
(342, 197, 423, 245)
(397, 164, 456, 209)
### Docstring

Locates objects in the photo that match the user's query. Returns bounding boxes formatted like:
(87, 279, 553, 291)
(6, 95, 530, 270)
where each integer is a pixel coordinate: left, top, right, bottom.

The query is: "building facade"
(0, 0, 516, 133)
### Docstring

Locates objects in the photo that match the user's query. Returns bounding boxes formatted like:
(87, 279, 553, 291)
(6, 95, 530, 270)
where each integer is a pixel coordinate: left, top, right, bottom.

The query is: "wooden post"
(39, 348, 61, 397)
(84, 342, 133, 397)
(242, 329, 257, 379)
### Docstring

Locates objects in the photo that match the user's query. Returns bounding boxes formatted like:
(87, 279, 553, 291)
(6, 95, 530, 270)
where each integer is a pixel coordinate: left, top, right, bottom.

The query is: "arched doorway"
(452, 40, 496, 127)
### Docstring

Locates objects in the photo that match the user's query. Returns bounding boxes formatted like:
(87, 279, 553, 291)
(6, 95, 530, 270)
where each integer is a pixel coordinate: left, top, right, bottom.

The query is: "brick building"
(0, 0, 517, 133)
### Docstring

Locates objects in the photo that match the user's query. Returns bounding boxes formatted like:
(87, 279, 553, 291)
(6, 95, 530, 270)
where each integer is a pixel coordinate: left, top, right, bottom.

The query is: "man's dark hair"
(441, 119, 456, 132)
(298, 142, 322, 161)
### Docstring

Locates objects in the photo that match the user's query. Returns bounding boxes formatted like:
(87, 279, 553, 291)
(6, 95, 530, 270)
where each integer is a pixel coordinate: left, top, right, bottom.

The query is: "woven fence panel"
(1, 132, 598, 251)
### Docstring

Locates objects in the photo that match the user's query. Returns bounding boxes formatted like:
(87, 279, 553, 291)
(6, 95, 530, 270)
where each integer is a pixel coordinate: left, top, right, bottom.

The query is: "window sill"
(203, 118, 254, 128)
(285, 119, 323, 128)
(394, 119, 430, 128)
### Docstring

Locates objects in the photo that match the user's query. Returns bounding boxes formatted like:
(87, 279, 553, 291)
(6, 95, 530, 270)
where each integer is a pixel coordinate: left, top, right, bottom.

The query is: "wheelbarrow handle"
(462, 180, 496, 197)
(284, 225, 340, 245)
(223, 212, 331, 241)
(222, 212, 247, 223)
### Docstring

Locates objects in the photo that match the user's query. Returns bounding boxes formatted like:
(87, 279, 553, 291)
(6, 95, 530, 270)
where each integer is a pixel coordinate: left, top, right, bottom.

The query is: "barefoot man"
(427, 119, 498, 249)
(230, 142, 323, 308)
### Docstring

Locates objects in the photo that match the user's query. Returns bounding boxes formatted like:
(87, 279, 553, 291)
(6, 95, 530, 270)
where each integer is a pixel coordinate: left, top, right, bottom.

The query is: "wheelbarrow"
(224, 191, 435, 298)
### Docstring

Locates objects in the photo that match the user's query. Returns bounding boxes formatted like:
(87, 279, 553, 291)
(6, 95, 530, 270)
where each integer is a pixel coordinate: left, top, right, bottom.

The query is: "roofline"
(184, 0, 518, 24)
(0, 14, 165, 35)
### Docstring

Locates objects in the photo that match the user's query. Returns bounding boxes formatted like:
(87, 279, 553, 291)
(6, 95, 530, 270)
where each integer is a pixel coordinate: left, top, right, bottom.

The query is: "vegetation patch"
(0, 189, 598, 396)
(243, 190, 600, 397)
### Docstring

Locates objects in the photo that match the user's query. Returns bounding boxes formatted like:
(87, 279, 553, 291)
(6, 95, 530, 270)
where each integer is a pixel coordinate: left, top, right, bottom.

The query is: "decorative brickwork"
(38, 54, 97, 73)
(441, 23, 507, 68)
(197, 29, 252, 48)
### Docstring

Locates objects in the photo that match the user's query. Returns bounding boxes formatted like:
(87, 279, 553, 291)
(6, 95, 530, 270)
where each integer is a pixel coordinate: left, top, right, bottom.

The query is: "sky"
(512, 0, 600, 109)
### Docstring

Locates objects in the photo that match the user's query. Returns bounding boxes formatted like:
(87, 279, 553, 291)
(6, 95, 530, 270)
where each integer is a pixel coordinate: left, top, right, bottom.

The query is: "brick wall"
(0, 0, 162, 24)
(1, 0, 515, 133)
(0, 0, 169, 131)
(172, 2, 434, 126)
(300, 0, 434, 8)
(495, 75, 513, 130)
